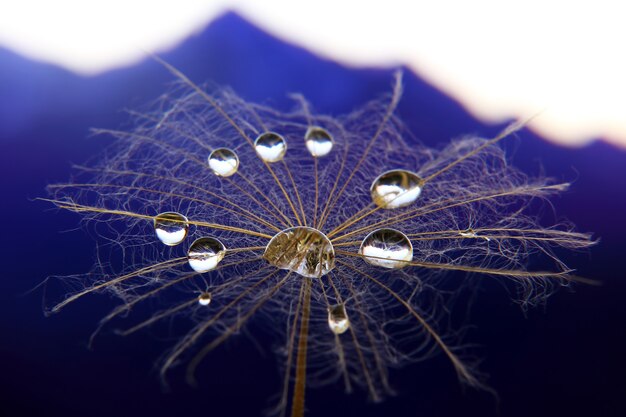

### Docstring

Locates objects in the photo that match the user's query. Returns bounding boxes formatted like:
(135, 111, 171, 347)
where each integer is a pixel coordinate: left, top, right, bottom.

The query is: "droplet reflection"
(198, 292, 212, 306)
(328, 304, 350, 334)
(188, 237, 226, 272)
(254, 132, 287, 162)
(264, 227, 335, 278)
(359, 228, 413, 269)
(154, 212, 189, 246)
(371, 170, 423, 209)
(208, 148, 239, 177)
(305, 126, 334, 157)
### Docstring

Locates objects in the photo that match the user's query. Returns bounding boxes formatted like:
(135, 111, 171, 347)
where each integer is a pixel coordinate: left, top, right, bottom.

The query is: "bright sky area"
(0, 0, 624, 148)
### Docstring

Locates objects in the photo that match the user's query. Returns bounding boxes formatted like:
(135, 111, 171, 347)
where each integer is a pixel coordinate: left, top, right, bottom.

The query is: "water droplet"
(208, 148, 239, 177)
(264, 227, 335, 278)
(459, 228, 491, 242)
(254, 132, 287, 162)
(359, 228, 413, 269)
(305, 126, 334, 157)
(370, 169, 423, 209)
(198, 292, 212, 306)
(188, 237, 226, 272)
(154, 212, 189, 246)
(328, 304, 350, 334)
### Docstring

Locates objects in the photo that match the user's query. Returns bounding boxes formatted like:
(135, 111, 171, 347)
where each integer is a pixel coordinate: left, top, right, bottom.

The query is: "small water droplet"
(208, 148, 239, 177)
(359, 228, 413, 269)
(370, 170, 423, 209)
(154, 212, 189, 246)
(305, 126, 334, 157)
(328, 304, 350, 334)
(188, 237, 226, 272)
(198, 292, 212, 306)
(254, 132, 287, 162)
(459, 228, 477, 238)
(459, 228, 490, 242)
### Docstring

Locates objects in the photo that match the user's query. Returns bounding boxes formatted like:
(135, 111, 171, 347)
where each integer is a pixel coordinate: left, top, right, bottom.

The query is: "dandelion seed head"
(44, 64, 595, 416)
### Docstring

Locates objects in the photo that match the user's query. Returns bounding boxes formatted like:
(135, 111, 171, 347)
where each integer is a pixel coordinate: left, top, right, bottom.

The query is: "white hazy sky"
(0, 0, 624, 148)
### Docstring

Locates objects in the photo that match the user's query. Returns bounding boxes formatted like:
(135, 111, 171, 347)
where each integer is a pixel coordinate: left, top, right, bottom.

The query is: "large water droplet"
(359, 228, 413, 269)
(154, 212, 189, 246)
(188, 237, 226, 272)
(370, 170, 423, 209)
(198, 292, 212, 306)
(264, 227, 335, 278)
(254, 132, 287, 162)
(208, 148, 239, 177)
(328, 304, 350, 334)
(305, 126, 334, 157)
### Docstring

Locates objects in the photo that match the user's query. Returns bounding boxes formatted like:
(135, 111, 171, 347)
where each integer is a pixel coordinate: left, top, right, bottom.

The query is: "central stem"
(291, 278, 311, 417)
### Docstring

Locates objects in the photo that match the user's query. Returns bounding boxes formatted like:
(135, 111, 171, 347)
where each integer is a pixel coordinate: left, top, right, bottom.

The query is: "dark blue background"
(1, 13, 624, 417)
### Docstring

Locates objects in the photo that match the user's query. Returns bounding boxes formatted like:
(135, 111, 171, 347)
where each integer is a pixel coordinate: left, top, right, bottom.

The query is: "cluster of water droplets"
(152, 124, 427, 331)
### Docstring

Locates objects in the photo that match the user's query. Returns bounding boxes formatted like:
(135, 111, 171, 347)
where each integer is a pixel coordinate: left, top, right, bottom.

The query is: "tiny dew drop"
(328, 304, 350, 334)
(370, 169, 423, 209)
(359, 228, 413, 269)
(198, 292, 212, 306)
(459, 228, 491, 242)
(305, 126, 334, 157)
(188, 237, 226, 272)
(154, 212, 189, 246)
(208, 148, 239, 177)
(254, 132, 287, 162)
